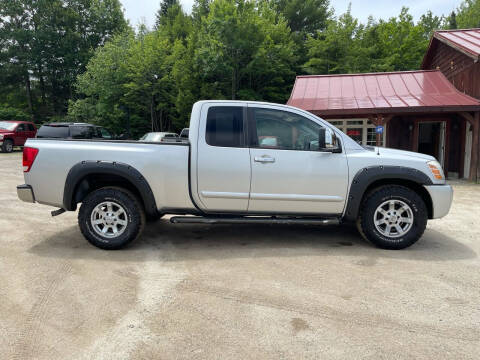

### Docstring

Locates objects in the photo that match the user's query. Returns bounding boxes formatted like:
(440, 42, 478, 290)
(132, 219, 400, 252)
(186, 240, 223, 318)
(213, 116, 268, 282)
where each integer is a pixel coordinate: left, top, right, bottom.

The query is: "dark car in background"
(0, 120, 37, 153)
(36, 123, 113, 140)
(179, 128, 189, 139)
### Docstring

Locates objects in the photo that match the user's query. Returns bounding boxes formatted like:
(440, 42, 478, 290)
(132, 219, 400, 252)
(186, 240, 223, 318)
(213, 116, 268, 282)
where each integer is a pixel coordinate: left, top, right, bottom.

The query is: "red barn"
(422, 29, 480, 99)
(288, 29, 480, 181)
(288, 70, 480, 180)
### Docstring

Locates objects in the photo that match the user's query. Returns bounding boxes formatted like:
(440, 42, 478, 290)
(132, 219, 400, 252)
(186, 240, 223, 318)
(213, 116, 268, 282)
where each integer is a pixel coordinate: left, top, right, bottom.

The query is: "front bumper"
(17, 184, 35, 203)
(424, 184, 453, 219)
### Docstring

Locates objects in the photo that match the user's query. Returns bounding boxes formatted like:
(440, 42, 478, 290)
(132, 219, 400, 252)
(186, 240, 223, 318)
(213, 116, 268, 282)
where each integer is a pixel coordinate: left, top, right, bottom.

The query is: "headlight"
(427, 160, 445, 180)
(0, 134, 3, 140)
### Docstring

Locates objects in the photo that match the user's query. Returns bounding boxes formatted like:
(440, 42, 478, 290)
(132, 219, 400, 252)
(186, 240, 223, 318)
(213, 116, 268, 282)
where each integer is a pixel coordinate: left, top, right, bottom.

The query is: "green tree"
(304, 6, 431, 74)
(0, 0, 128, 122)
(70, 1, 196, 135)
(192, 0, 212, 23)
(70, 32, 134, 134)
(155, 0, 179, 27)
(0, 0, 36, 119)
(157, 2, 192, 42)
(272, 0, 331, 34)
(194, 0, 297, 101)
(373, 8, 430, 71)
(445, 10, 458, 29)
(303, 5, 360, 74)
(419, 11, 443, 40)
(456, 0, 480, 28)
(124, 32, 177, 133)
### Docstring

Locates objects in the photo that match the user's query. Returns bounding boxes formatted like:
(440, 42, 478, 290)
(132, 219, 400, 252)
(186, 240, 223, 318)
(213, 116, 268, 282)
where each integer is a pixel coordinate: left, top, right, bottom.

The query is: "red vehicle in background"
(0, 121, 37, 153)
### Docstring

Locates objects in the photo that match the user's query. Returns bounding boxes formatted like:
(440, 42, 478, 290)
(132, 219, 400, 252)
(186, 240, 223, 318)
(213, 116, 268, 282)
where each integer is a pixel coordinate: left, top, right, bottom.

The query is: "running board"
(169, 216, 340, 225)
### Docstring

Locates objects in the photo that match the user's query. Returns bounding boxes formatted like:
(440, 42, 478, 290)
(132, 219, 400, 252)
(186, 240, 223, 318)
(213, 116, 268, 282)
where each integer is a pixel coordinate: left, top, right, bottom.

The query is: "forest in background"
(1, 0, 480, 137)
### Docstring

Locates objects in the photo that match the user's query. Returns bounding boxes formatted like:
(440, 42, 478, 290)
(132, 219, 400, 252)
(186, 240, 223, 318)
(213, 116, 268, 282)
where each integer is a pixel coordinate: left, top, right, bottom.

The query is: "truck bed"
(24, 139, 194, 211)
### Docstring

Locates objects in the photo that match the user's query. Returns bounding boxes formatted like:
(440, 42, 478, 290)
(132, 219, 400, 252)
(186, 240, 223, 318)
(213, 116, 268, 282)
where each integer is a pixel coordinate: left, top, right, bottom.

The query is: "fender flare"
(63, 161, 158, 217)
(344, 165, 433, 222)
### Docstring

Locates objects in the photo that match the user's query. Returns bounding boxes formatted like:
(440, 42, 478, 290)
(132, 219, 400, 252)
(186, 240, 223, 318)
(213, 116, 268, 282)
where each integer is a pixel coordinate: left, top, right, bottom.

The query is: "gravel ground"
(1, 151, 479, 359)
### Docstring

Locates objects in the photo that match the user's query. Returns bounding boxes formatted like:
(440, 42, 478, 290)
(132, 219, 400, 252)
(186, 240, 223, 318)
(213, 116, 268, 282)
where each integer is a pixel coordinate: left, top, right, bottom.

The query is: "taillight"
(23, 147, 39, 172)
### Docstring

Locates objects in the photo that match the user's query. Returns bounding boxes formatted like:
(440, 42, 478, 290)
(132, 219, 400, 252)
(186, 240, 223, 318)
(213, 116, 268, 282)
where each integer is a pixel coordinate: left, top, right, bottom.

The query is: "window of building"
(328, 119, 385, 146)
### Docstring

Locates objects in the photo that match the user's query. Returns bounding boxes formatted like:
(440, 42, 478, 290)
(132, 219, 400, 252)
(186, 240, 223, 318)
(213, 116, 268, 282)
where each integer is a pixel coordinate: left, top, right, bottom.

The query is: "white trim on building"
(327, 118, 386, 146)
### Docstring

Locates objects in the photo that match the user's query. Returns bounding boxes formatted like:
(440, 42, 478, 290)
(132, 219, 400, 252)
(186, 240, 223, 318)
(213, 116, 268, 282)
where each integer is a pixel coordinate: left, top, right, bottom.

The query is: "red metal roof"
(287, 70, 480, 116)
(433, 28, 480, 59)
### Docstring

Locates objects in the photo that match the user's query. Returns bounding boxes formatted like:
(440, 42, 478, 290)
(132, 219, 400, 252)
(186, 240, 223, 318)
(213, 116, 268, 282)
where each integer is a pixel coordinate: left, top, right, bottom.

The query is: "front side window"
(250, 108, 323, 151)
(206, 106, 244, 147)
(99, 127, 112, 139)
(16, 124, 25, 132)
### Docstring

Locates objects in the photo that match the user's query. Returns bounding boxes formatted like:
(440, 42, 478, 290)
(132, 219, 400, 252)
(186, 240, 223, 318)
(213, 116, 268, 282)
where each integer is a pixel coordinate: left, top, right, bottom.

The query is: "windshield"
(0, 121, 17, 131)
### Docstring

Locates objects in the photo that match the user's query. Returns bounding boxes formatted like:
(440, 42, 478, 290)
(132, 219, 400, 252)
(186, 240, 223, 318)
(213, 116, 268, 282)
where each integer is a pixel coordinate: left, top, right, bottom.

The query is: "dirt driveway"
(1, 152, 479, 359)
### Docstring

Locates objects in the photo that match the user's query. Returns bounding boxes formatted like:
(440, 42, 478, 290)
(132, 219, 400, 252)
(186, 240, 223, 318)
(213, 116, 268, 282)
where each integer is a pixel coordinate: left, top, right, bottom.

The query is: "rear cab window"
(36, 125, 70, 138)
(205, 106, 245, 147)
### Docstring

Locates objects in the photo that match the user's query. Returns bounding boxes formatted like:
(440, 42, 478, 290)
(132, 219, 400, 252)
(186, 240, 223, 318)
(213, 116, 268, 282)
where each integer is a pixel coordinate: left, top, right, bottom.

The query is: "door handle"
(254, 156, 275, 163)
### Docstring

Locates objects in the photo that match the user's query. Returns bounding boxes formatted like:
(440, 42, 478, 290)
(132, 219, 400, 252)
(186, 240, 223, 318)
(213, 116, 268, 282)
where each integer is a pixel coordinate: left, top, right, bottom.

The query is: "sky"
(120, 0, 462, 29)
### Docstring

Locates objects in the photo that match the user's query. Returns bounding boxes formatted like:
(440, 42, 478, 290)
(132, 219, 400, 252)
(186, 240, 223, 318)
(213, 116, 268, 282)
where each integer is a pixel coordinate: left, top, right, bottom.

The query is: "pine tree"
(155, 0, 180, 28)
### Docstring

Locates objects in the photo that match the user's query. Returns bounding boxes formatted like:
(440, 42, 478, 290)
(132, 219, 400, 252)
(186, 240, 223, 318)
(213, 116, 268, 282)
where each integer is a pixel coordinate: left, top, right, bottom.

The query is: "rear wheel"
(78, 187, 145, 250)
(357, 185, 428, 250)
(2, 139, 13, 153)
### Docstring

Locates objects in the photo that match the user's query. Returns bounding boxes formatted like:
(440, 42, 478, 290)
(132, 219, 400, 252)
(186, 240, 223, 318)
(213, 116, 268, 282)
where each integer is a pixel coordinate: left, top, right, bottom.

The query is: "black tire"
(357, 185, 428, 250)
(2, 139, 14, 153)
(78, 187, 145, 250)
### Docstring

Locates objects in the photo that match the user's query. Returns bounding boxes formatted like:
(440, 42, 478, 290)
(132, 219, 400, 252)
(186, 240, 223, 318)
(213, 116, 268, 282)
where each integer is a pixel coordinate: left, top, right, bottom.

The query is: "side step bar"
(170, 216, 340, 225)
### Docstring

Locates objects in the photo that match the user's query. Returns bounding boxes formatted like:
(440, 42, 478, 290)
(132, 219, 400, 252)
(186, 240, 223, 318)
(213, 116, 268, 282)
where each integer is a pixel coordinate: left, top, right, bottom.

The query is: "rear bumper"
(424, 184, 453, 219)
(17, 184, 35, 203)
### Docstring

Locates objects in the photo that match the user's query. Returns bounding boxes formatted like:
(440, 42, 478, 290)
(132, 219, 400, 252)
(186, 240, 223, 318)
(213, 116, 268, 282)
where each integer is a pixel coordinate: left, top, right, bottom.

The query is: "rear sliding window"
(206, 106, 244, 147)
(36, 126, 69, 138)
(70, 126, 95, 139)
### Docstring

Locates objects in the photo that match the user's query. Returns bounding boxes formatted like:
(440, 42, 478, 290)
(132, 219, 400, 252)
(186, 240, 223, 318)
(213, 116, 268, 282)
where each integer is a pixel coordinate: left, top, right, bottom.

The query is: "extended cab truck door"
(26, 123, 37, 140)
(194, 102, 251, 212)
(14, 123, 28, 146)
(247, 104, 349, 215)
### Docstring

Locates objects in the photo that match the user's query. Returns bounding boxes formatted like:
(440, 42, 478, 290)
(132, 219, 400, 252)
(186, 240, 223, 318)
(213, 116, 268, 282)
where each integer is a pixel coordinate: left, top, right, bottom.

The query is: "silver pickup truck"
(17, 100, 453, 250)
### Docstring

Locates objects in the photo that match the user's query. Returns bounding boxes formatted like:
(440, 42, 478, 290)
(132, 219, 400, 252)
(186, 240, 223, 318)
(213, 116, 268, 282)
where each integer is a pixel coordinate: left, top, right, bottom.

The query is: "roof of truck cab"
(287, 69, 480, 116)
(44, 122, 94, 126)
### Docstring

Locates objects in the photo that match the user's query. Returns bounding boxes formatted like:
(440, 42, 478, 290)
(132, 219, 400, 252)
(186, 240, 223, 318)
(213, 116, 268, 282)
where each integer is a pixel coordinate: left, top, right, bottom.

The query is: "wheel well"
(362, 179, 433, 219)
(72, 173, 145, 211)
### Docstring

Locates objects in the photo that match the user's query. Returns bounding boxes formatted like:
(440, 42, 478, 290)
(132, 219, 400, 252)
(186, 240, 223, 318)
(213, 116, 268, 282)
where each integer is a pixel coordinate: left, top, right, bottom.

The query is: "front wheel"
(357, 185, 428, 250)
(78, 187, 145, 250)
(2, 139, 14, 153)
